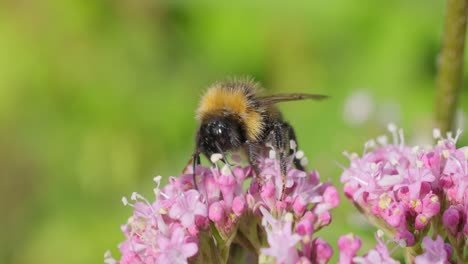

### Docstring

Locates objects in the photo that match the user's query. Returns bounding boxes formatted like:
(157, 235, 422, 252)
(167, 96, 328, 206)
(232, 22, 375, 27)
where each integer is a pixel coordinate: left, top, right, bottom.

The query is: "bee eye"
(214, 126, 226, 136)
(209, 121, 226, 136)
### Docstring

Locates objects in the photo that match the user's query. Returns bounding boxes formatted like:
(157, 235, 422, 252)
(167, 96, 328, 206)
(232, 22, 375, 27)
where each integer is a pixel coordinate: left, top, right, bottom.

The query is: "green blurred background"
(2, 0, 467, 263)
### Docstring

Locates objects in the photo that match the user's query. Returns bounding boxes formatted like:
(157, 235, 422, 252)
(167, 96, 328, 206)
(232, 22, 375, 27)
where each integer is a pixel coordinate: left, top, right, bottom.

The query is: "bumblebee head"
(196, 116, 245, 158)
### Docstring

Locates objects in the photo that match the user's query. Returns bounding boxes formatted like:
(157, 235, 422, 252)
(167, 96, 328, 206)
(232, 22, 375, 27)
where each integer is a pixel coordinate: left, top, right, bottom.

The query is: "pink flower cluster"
(338, 231, 453, 264)
(338, 231, 400, 264)
(106, 145, 339, 264)
(341, 124, 468, 262)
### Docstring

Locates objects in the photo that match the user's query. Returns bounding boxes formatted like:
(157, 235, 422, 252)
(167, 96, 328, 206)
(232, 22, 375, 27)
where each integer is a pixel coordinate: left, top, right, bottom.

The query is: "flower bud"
(317, 212, 332, 227)
(442, 206, 460, 236)
(313, 238, 333, 264)
(296, 219, 314, 237)
(323, 185, 340, 208)
(195, 215, 209, 230)
(422, 193, 440, 217)
(337, 234, 361, 264)
(232, 195, 246, 216)
(209, 201, 225, 223)
(261, 182, 276, 199)
(395, 230, 415, 247)
(415, 214, 430, 230)
(293, 197, 307, 216)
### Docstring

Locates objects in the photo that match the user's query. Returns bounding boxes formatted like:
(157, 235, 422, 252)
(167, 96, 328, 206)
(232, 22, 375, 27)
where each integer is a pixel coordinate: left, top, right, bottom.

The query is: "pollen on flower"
(442, 149, 450, 158)
(159, 207, 168, 214)
(418, 215, 427, 224)
(378, 194, 391, 209)
(410, 200, 421, 209)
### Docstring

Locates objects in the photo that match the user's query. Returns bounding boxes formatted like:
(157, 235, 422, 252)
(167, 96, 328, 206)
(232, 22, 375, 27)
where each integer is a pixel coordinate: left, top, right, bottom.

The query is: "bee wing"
(257, 93, 329, 106)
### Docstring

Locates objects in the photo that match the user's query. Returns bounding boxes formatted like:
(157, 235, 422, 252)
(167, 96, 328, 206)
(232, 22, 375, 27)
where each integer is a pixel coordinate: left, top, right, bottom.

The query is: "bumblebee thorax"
(196, 86, 264, 141)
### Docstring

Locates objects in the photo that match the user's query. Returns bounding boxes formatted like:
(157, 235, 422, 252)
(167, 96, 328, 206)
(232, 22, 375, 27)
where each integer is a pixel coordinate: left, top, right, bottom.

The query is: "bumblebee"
(192, 78, 327, 193)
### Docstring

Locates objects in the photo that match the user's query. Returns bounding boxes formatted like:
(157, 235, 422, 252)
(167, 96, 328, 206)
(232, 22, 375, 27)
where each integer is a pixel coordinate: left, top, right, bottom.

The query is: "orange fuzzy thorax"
(196, 85, 263, 141)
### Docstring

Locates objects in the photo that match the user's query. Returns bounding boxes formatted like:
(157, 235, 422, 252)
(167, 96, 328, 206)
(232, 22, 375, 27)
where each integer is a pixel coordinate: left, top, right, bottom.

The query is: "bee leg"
(272, 122, 289, 200)
(247, 142, 263, 183)
(282, 122, 305, 171)
(192, 152, 200, 190)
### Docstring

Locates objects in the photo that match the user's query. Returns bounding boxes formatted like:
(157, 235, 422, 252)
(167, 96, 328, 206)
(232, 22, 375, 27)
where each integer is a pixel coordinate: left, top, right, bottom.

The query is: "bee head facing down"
(192, 78, 328, 171)
(196, 115, 245, 157)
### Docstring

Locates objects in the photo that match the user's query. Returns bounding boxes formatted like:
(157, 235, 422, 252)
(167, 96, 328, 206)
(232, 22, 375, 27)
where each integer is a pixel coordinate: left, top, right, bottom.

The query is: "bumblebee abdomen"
(196, 80, 264, 141)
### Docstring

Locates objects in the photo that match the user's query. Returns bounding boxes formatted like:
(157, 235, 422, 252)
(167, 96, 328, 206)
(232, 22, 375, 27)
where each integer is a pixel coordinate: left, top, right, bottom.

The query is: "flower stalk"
(434, 0, 468, 134)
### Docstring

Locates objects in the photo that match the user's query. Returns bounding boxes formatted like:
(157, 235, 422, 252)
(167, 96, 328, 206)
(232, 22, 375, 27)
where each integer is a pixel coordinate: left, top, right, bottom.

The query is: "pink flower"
(421, 193, 440, 217)
(120, 252, 144, 264)
(338, 231, 401, 264)
(337, 234, 362, 264)
(312, 238, 333, 264)
(296, 219, 314, 237)
(353, 233, 400, 264)
(415, 214, 430, 230)
(395, 230, 415, 247)
(169, 190, 207, 228)
(260, 208, 302, 264)
(314, 185, 340, 214)
(415, 236, 450, 264)
(442, 206, 461, 236)
(217, 172, 236, 206)
(157, 228, 198, 264)
(208, 201, 225, 222)
(232, 195, 246, 216)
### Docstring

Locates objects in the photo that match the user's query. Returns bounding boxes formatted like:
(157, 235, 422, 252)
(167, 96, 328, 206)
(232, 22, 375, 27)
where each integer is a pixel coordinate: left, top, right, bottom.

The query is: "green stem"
(194, 231, 222, 264)
(234, 230, 258, 256)
(434, 0, 468, 134)
(404, 248, 416, 264)
(404, 244, 423, 264)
